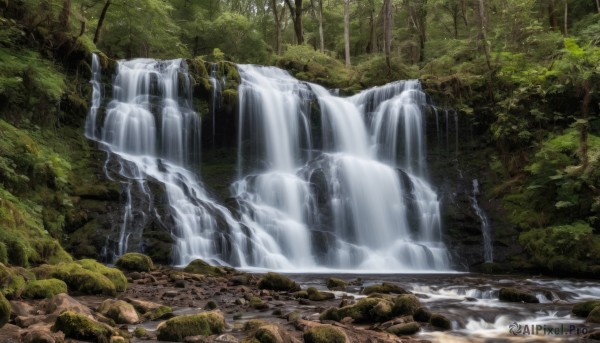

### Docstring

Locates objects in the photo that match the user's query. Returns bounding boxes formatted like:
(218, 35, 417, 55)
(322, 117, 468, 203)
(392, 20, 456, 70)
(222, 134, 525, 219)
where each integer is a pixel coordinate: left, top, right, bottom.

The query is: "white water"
(470, 179, 493, 263)
(88, 58, 450, 271)
(84, 54, 102, 139)
(234, 66, 449, 271)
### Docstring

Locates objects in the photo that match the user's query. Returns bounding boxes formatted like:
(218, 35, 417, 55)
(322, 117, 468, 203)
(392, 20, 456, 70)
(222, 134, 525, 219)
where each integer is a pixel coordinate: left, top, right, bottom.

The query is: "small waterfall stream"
(470, 179, 493, 263)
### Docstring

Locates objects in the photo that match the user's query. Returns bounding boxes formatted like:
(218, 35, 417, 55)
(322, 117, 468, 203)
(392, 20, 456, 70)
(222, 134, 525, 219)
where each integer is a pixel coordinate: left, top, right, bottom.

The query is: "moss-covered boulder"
(257, 273, 300, 292)
(326, 278, 347, 290)
(430, 313, 452, 330)
(97, 299, 139, 324)
(392, 294, 421, 316)
(115, 253, 154, 272)
(0, 292, 9, 328)
(498, 287, 539, 303)
(77, 259, 127, 292)
(183, 259, 225, 276)
(157, 312, 225, 341)
(307, 287, 335, 301)
(387, 322, 421, 336)
(363, 282, 407, 295)
(588, 306, 600, 324)
(573, 300, 600, 317)
(0, 263, 26, 299)
(338, 298, 392, 323)
(304, 325, 347, 343)
(414, 307, 432, 322)
(292, 290, 309, 299)
(22, 279, 67, 299)
(33, 263, 116, 296)
(249, 296, 269, 310)
(52, 311, 113, 341)
(253, 324, 292, 343)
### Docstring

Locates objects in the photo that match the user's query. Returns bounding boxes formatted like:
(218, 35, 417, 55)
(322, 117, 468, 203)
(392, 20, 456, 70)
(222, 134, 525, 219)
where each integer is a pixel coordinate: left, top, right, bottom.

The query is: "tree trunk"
(580, 80, 591, 169)
(597, 0, 600, 13)
(318, 0, 324, 52)
(478, 0, 492, 70)
(416, 0, 427, 62)
(368, 0, 378, 53)
(344, 0, 351, 67)
(563, 0, 568, 36)
(271, 0, 282, 55)
(383, 0, 392, 70)
(285, 0, 304, 44)
(93, 0, 111, 44)
(548, 0, 558, 30)
(58, 0, 71, 30)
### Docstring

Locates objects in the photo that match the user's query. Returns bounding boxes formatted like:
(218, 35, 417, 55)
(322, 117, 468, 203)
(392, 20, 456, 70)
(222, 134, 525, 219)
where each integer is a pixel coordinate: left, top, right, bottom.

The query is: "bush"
(23, 279, 67, 299)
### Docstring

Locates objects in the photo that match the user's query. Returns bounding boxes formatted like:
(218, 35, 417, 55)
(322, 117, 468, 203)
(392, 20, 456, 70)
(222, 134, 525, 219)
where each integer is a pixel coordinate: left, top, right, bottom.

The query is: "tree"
(271, 0, 284, 55)
(93, 0, 111, 44)
(284, 0, 304, 44)
(383, 0, 392, 69)
(477, 0, 492, 70)
(318, 0, 325, 52)
(344, 0, 351, 67)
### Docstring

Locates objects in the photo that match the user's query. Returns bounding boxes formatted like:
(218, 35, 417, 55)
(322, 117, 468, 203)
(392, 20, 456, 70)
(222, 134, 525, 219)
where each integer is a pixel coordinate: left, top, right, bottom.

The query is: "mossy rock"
(22, 278, 67, 299)
(244, 319, 268, 332)
(387, 322, 420, 336)
(304, 325, 347, 343)
(183, 259, 225, 276)
(249, 296, 268, 310)
(52, 311, 113, 341)
(78, 259, 127, 292)
(98, 299, 139, 324)
(292, 290, 309, 299)
(157, 312, 225, 341)
(319, 307, 341, 322)
(336, 297, 394, 323)
(253, 324, 289, 343)
(0, 292, 9, 328)
(498, 287, 539, 303)
(573, 300, 600, 317)
(307, 287, 335, 301)
(414, 307, 432, 322)
(326, 277, 347, 290)
(363, 282, 407, 295)
(0, 263, 26, 299)
(115, 253, 154, 272)
(33, 263, 116, 296)
(430, 313, 452, 330)
(588, 307, 600, 324)
(150, 305, 173, 320)
(257, 272, 300, 292)
(392, 294, 421, 316)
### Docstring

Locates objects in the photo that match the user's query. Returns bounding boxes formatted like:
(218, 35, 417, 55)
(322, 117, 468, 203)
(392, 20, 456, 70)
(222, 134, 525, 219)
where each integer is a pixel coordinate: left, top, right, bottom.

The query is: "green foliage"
(114, 253, 154, 273)
(53, 311, 113, 341)
(23, 278, 67, 299)
(519, 222, 600, 274)
(157, 312, 225, 341)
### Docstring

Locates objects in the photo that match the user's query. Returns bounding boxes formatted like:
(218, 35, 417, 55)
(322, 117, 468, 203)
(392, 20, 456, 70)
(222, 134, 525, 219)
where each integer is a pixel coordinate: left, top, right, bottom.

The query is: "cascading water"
(87, 56, 247, 265)
(84, 53, 102, 139)
(470, 179, 493, 263)
(88, 56, 450, 271)
(234, 66, 449, 271)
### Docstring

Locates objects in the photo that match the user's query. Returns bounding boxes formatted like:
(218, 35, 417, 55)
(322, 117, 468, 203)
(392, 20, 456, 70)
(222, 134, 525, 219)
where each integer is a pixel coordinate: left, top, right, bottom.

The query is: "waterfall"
(84, 54, 102, 139)
(87, 56, 450, 271)
(234, 67, 449, 271)
(470, 179, 493, 263)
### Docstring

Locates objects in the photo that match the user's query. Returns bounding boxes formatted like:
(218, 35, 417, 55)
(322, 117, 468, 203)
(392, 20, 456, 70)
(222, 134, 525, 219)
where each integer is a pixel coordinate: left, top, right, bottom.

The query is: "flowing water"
(87, 58, 468, 271)
(471, 179, 493, 263)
